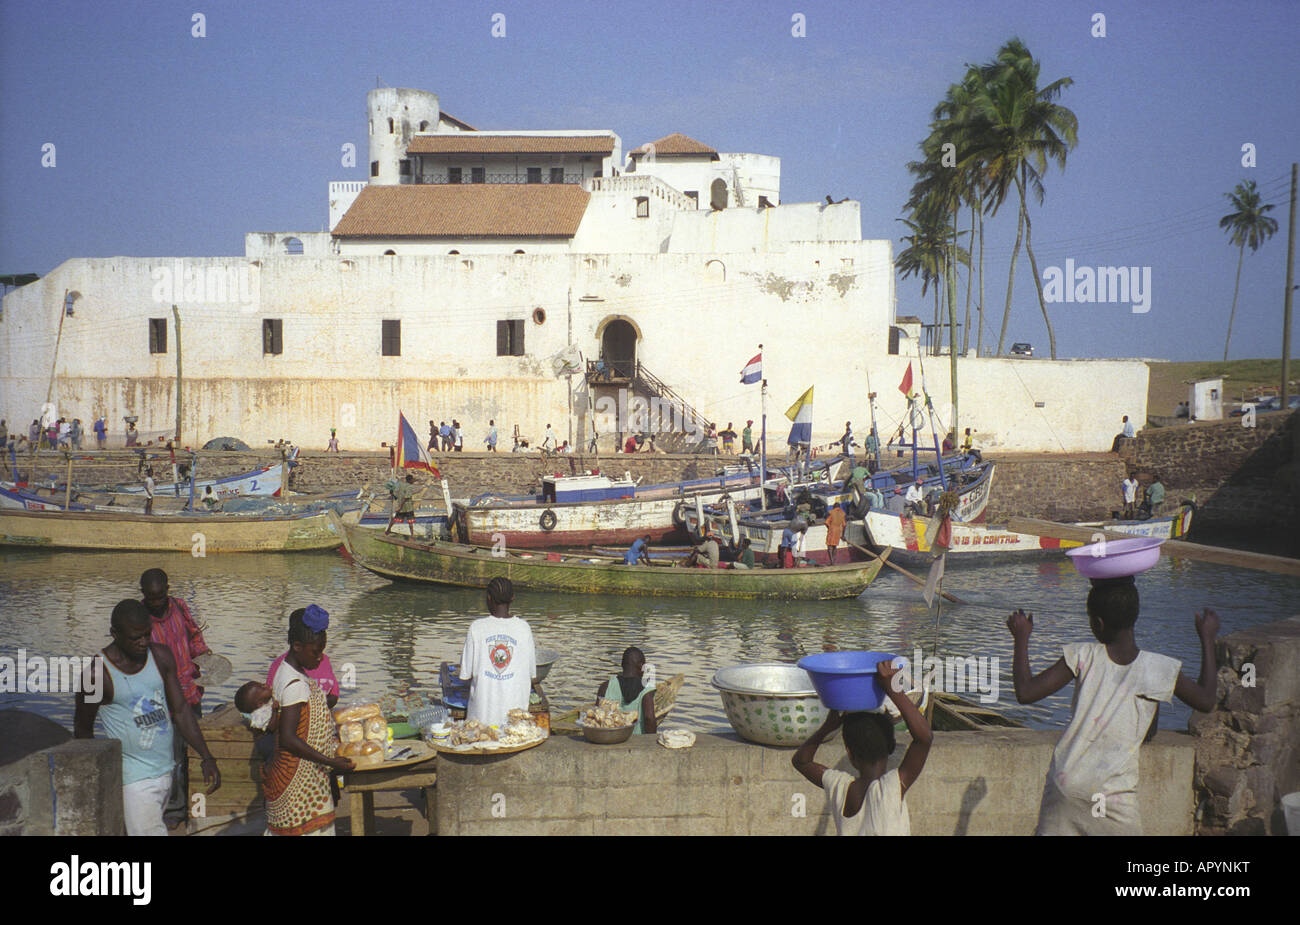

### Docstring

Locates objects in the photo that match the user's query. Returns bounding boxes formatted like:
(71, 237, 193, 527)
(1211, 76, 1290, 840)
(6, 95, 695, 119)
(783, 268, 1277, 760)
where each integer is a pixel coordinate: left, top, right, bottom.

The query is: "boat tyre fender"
(672, 501, 689, 527)
(850, 485, 870, 519)
(809, 496, 828, 519)
(540, 509, 558, 531)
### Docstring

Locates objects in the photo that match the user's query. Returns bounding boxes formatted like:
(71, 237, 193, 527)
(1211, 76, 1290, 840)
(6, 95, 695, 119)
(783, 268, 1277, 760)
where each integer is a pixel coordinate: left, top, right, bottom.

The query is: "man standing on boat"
(385, 473, 420, 537)
(143, 467, 156, 515)
(742, 420, 755, 455)
(94, 416, 107, 449)
(839, 421, 856, 461)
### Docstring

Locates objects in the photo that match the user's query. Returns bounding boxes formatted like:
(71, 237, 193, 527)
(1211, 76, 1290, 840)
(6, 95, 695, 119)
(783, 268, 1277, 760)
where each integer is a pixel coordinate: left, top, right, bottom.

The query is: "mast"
(759, 378, 768, 511)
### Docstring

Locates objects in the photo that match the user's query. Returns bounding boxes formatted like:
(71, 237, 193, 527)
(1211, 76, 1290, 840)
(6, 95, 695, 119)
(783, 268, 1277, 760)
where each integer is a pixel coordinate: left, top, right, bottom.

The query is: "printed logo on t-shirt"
(132, 691, 170, 749)
(490, 642, 513, 671)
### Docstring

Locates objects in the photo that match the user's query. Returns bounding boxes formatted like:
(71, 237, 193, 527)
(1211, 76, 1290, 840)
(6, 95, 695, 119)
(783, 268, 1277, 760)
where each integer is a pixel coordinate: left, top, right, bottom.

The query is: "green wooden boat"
(335, 516, 887, 600)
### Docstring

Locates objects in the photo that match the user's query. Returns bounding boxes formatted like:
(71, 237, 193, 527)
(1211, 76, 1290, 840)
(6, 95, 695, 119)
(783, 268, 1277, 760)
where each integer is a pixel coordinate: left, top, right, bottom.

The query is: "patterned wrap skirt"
(264, 679, 337, 835)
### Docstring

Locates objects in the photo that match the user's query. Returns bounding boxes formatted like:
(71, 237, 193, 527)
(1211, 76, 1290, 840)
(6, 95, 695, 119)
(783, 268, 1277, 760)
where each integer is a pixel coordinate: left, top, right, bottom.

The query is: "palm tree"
(967, 39, 1077, 358)
(1219, 180, 1279, 361)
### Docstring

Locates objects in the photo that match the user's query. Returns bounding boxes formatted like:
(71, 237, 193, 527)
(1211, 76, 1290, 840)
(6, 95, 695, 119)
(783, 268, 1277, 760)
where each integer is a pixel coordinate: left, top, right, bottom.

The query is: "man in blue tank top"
(75, 600, 221, 835)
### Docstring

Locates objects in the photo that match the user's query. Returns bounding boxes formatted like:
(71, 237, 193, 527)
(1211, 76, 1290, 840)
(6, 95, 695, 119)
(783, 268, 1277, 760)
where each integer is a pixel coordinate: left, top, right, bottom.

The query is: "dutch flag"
(739, 352, 762, 385)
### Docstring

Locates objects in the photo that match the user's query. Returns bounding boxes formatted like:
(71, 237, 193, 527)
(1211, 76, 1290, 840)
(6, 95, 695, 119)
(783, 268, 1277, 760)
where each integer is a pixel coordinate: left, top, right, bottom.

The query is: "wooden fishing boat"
(680, 461, 995, 566)
(863, 502, 1195, 567)
(336, 517, 888, 600)
(549, 673, 686, 734)
(109, 462, 287, 497)
(455, 470, 765, 548)
(0, 505, 363, 553)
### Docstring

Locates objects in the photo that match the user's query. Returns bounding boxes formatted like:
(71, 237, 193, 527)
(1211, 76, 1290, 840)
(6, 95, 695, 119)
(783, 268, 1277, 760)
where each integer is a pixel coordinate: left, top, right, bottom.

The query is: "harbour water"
(1, 546, 1295, 735)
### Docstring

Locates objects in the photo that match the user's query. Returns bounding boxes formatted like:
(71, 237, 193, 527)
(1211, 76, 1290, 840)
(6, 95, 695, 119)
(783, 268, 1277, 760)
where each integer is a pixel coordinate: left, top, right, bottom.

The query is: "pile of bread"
(333, 702, 389, 767)
(582, 699, 639, 729)
(443, 711, 545, 750)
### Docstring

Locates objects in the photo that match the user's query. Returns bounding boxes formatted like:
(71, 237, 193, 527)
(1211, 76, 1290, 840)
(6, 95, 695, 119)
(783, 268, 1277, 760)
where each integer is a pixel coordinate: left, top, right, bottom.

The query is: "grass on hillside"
(1146, 359, 1297, 416)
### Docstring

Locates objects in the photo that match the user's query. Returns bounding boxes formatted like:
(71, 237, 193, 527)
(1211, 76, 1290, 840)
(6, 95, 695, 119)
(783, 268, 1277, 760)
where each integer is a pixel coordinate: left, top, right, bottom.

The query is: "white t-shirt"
(459, 615, 536, 727)
(1122, 479, 1138, 503)
(1048, 642, 1180, 801)
(905, 484, 924, 505)
(272, 659, 312, 708)
(821, 767, 910, 836)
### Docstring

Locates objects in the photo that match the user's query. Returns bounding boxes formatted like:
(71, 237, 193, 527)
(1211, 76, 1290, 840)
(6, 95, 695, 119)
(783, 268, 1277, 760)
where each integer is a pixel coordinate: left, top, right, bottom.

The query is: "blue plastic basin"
(797, 651, 896, 711)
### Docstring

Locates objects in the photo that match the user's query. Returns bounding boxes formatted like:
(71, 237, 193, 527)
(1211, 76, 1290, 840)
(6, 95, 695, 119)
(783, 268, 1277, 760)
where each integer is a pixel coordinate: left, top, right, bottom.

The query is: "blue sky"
(1, 0, 1297, 361)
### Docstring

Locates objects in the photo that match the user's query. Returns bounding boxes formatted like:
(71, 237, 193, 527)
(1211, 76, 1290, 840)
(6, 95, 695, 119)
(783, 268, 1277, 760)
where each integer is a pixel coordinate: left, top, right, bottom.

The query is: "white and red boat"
(863, 503, 1195, 567)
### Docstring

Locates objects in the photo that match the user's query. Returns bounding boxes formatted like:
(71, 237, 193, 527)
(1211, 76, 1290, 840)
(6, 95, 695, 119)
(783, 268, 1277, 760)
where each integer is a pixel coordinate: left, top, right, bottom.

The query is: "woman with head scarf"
(264, 605, 353, 836)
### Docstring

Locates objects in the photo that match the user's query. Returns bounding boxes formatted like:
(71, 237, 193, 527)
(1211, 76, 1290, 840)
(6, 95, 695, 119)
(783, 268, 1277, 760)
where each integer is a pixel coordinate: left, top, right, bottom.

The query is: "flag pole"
(760, 378, 768, 511)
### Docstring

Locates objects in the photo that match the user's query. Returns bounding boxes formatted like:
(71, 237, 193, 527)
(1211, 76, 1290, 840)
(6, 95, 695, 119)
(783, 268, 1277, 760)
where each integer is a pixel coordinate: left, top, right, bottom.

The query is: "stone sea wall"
(1119, 410, 1299, 533)
(1191, 615, 1300, 836)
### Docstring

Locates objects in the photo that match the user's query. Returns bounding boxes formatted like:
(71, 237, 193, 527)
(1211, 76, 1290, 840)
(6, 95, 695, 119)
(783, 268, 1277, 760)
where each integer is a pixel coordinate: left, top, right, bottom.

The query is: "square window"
(399, 159, 411, 176)
(496, 319, 524, 356)
(382, 319, 401, 356)
(370, 161, 379, 177)
(448, 167, 462, 184)
(471, 166, 485, 184)
(149, 318, 167, 354)
(635, 196, 649, 218)
(550, 167, 564, 184)
(263, 319, 283, 355)
(526, 167, 542, 184)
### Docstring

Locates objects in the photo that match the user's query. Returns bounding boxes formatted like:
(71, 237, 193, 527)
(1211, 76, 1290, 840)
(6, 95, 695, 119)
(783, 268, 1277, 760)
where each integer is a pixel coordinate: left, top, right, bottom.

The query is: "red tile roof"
(406, 134, 616, 155)
(630, 133, 718, 159)
(332, 184, 590, 238)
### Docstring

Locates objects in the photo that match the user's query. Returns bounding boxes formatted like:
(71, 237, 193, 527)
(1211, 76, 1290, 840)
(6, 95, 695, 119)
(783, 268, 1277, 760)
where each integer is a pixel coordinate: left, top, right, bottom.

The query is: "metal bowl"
(580, 721, 634, 744)
(535, 647, 560, 682)
(711, 662, 827, 746)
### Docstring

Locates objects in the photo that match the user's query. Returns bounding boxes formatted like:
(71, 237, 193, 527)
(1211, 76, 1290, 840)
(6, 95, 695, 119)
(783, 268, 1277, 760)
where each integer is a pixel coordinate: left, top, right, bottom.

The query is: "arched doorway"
(600, 318, 638, 379)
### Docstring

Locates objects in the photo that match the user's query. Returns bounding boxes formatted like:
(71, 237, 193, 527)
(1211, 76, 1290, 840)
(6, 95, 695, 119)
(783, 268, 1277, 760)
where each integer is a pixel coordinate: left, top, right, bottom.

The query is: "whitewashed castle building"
(0, 87, 1146, 454)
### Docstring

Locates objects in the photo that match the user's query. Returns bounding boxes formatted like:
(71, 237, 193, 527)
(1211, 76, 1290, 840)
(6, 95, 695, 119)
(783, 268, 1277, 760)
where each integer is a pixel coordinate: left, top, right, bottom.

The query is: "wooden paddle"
(846, 540, 965, 604)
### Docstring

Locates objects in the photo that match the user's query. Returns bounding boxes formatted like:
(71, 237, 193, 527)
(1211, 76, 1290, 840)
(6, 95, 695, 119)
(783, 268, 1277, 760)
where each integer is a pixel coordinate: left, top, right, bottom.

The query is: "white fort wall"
(0, 248, 1144, 453)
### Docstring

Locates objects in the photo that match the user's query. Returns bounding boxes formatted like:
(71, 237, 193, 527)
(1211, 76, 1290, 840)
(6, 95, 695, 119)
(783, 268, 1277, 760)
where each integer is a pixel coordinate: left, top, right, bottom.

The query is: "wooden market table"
(340, 754, 438, 836)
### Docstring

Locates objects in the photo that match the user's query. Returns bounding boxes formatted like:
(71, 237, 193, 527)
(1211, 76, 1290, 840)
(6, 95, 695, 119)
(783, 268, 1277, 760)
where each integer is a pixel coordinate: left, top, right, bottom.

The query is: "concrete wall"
(0, 712, 123, 836)
(434, 729, 1195, 835)
(665, 201, 862, 253)
(1192, 615, 1300, 836)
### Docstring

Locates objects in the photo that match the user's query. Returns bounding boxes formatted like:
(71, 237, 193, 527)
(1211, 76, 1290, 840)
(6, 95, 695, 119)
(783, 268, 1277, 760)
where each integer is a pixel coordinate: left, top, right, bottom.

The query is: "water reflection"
(1, 547, 1295, 736)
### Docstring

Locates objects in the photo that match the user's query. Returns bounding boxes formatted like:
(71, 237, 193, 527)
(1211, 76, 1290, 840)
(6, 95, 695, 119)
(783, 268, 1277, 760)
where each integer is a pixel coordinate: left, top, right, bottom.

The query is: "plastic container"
(1065, 537, 1164, 579)
(796, 651, 896, 711)
(1283, 792, 1300, 836)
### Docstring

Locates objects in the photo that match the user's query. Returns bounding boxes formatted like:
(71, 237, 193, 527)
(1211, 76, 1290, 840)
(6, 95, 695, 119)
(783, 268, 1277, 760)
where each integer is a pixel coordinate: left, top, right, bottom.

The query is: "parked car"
(1010, 342, 1034, 356)
(1230, 394, 1300, 416)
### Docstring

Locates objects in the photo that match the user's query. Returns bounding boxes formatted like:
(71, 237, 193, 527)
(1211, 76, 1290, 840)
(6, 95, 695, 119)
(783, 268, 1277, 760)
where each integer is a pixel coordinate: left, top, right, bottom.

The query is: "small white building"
(1188, 377, 1224, 421)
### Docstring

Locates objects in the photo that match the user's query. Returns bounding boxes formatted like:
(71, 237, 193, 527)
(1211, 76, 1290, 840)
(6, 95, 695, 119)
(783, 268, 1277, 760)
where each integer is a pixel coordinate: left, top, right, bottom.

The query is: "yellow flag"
(784, 386, 814, 422)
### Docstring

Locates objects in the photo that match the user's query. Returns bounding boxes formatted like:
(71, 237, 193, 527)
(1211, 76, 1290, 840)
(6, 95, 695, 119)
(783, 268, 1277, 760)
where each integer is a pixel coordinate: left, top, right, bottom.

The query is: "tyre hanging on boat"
(672, 501, 689, 527)
(539, 509, 558, 531)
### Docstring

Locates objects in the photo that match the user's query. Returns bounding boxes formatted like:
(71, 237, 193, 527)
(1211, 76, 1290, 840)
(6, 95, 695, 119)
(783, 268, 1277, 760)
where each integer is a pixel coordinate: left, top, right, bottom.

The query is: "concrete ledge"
(435, 729, 1195, 836)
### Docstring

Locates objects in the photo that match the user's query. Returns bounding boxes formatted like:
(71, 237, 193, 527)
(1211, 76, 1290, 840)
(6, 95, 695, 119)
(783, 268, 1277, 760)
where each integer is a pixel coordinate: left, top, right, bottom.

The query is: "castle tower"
(367, 87, 441, 186)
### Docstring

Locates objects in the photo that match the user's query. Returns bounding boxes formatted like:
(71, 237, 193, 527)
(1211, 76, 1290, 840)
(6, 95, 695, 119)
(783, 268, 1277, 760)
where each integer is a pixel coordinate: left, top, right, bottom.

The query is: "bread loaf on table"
(339, 721, 364, 744)
(333, 703, 382, 724)
(337, 741, 364, 757)
(363, 716, 389, 742)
